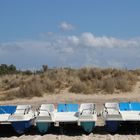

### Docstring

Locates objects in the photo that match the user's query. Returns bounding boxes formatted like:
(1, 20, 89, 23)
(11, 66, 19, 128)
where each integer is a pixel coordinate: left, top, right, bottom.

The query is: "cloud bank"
(52, 32, 140, 48)
(0, 32, 140, 69)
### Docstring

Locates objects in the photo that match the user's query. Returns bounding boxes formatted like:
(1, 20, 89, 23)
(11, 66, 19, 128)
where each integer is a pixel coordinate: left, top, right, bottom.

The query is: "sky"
(0, 0, 140, 70)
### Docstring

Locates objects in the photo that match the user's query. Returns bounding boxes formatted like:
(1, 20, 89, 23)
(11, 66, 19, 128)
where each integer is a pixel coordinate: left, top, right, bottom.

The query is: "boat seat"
(40, 104, 55, 112)
(104, 103, 119, 115)
(79, 103, 95, 115)
(105, 103, 119, 109)
(38, 104, 55, 116)
(14, 105, 31, 114)
(106, 108, 120, 115)
(16, 105, 31, 110)
(39, 110, 50, 116)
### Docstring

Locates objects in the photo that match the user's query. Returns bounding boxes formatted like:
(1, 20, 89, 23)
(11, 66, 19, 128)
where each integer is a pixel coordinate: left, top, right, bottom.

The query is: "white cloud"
(59, 22, 75, 30)
(38, 32, 140, 49)
(80, 32, 140, 48)
(0, 32, 140, 69)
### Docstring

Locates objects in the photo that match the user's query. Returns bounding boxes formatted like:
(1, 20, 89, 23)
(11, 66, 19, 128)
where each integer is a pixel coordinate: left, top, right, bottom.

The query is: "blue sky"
(0, 0, 140, 69)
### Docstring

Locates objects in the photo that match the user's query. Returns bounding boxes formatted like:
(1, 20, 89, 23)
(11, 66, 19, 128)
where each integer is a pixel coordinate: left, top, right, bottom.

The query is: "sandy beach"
(0, 82, 140, 140)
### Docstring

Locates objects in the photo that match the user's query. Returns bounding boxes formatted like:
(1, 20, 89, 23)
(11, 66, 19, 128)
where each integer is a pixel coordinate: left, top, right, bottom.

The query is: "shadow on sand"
(0, 123, 140, 137)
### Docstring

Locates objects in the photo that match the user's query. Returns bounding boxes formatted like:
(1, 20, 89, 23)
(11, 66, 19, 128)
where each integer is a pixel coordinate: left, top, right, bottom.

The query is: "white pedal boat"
(102, 102, 140, 132)
(35, 103, 97, 134)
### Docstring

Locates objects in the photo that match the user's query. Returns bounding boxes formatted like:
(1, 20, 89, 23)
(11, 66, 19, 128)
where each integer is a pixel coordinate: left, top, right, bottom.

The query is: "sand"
(0, 82, 140, 140)
(1, 134, 140, 140)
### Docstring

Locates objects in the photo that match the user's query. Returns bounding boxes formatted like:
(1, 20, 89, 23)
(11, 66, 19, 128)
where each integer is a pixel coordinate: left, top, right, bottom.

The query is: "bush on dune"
(0, 66, 139, 100)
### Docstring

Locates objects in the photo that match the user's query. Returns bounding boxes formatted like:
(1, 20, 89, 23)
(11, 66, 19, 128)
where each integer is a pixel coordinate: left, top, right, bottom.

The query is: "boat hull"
(105, 121, 119, 133)
(12, 120, 33, 134)
(36, 122, 51, 134)
(81, 121, 95, 133)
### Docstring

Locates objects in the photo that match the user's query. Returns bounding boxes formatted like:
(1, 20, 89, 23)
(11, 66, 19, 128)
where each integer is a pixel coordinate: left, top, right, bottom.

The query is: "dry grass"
(0, 67, 139, 100)
(18, 78, 43, 98)
(69, 79, 90, 94)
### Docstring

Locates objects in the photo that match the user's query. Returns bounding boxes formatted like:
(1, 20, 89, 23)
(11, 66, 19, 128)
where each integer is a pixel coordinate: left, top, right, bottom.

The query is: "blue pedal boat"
(1, 105, 35, 134)
(102, 102, 140, 133)
(35, 103, 97, 134)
